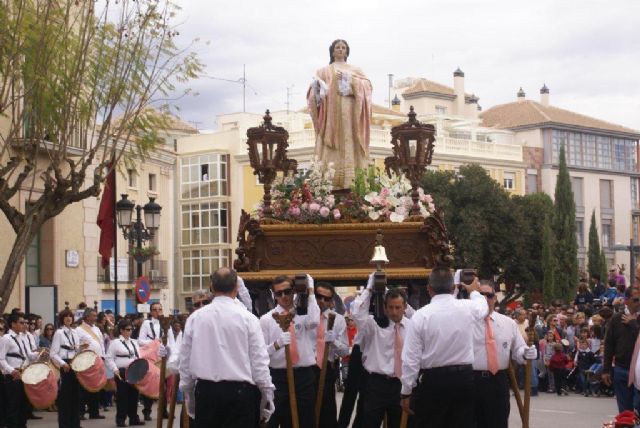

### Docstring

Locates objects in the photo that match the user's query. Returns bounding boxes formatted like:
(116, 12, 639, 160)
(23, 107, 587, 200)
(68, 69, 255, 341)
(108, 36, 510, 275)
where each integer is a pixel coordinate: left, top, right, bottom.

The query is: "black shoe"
(89, 414, 106, 420)
(29, 414, 43, 420)
(130, 420, 145, 426)
(116, 422, 127, 427)
(143, 415, 152, 421)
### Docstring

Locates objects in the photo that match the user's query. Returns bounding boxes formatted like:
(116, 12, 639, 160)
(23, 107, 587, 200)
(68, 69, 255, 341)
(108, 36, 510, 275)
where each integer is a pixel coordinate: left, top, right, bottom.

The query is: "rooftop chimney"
(517, 87, 526, 103)
(391, 94, 401, 112)
(453, 67, 465, 115)
(540, 84, 550, 107)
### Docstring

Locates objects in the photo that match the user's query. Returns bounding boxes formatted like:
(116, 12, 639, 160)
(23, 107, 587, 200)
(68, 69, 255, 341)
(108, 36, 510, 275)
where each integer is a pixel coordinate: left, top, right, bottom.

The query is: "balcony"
(97, 257, 169, 288)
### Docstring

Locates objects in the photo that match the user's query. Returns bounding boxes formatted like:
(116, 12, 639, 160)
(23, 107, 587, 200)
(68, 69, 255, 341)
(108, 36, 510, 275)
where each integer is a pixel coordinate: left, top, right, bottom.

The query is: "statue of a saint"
(307, 39, 373, 190)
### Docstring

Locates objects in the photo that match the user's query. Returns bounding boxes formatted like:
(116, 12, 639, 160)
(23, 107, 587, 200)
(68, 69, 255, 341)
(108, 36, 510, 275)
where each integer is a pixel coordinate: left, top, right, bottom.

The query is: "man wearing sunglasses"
(471, 282, 537, 428)
(260, 274, 320, 428)
(314, 282, 349, 427)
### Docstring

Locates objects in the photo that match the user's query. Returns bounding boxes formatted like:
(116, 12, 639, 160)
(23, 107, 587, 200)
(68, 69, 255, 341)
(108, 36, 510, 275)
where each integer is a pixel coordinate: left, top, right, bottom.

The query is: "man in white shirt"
(351, 275, 409, 428)
(179, 267, 274, 427)
(314, 282, 349, 428)
(472, 282, 537, 428)
(76, 308, 106, 420)
(138, 302, 165, 421)
(260, 274, 320, 428)
(400, 267, 488, 428)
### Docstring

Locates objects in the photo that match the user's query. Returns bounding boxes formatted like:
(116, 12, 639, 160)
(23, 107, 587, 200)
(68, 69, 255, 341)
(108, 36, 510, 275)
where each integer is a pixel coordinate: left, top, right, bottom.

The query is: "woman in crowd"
(39, 323, 55, 348)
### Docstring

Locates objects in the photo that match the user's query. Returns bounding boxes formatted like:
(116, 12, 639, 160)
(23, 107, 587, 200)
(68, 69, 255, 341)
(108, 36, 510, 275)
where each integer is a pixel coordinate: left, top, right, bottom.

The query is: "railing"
(97, 257, 168, 287)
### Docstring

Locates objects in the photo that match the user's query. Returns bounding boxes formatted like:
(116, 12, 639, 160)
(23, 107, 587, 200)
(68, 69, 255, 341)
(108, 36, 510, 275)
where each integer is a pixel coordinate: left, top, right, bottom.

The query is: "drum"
(125, 358, 160, 399)
(71, 350, 107, 392)
(22, 362, 58, 410)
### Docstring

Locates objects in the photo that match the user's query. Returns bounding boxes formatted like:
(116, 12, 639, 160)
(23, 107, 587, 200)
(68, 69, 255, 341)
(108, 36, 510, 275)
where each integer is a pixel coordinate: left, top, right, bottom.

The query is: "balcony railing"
(97, 257, 168, 287)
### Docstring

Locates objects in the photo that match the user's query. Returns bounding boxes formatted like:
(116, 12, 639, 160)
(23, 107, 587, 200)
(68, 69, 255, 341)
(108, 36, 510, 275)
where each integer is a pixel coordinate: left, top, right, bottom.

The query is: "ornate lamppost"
(384, 106, 436, 216)
(246, 110, 297, 220)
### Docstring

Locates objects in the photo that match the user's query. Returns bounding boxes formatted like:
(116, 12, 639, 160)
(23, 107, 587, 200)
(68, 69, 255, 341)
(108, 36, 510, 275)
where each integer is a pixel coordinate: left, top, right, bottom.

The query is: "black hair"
(429, 267, 454, 295)
(58, 309, 74, 325)
(315, 282, 335, 298)
(384, 288, 407, 305)
(211, 267, 238, 293)
(8, 312, 24, 327)
(117, 319, 132, 334)
(591, 273, 600, 281)
(329, 39, 350, 64)
(271, 275, 292, 289)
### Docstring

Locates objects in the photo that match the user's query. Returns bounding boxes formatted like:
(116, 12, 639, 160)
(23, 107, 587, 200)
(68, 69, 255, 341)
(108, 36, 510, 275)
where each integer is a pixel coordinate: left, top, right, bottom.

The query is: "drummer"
(76, 308, 106, 420)
(50, 308, 86, 428)
(106, 319, 146, 427)
(0, 312, 39, 428)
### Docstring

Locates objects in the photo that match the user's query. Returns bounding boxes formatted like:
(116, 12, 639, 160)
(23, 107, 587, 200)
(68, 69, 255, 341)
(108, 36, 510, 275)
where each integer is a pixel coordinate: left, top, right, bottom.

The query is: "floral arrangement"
(253, 158, 435, 224)
(128, 246, 160, 258)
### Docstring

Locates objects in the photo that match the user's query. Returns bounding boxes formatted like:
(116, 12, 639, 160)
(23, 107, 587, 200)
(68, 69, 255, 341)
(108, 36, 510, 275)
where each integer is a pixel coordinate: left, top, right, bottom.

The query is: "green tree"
(552, 146, 579, 302)
(600, 249, 609, 285)
(587, 210, 602, 278)
(0, 0, 202, 311)
(542, 212, 555, 304)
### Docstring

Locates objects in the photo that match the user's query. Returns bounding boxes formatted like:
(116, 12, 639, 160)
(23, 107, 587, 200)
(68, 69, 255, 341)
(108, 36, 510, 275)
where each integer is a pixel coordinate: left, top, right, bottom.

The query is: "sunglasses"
(315, 294, 333, 302)
(193, 300, 211, 308)
(480, 292, 496, 298)
(123, 328, 132, 331)
(274, 288, 294, 298)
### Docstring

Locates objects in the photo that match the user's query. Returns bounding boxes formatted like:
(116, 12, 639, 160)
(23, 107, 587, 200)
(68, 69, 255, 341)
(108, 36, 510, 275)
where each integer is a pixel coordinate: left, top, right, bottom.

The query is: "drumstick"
(314, 312, 336, 427)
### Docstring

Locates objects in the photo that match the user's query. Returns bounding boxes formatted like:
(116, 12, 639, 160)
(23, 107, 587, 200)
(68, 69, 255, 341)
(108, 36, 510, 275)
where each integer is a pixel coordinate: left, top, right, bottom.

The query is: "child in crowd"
(574, 338, 595, 394)
(549, 343, 570, 396)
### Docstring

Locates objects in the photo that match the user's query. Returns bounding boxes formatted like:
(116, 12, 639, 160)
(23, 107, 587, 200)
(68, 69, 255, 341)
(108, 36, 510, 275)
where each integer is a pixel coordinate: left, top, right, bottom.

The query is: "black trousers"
(314, 363, 338, 428)
(552, 368, 567, 395)
(361, 372, 402, 428)
(142, 395, 154, 417)
(115, 368, 141, 424)
(337, 345, 365, 428)
(269, 366, 317, 428)
(3, 375, 28, 428)
(194, 379, 260, 428)
(472, 370, 509, 428)
(80, 387, 100, 417)
(414, 365, 474, 428)
(0, 374, 5, 428)
(58, 366, 81, 428)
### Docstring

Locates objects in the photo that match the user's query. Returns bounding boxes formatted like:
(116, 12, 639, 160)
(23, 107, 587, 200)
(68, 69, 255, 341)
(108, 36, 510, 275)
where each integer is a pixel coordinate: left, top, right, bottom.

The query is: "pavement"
(26, 391, 618, 427)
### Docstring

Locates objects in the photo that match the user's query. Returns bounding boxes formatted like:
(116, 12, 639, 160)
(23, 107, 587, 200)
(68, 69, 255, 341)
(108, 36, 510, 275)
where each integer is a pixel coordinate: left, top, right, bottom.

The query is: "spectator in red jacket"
(549, 343, 570, 396)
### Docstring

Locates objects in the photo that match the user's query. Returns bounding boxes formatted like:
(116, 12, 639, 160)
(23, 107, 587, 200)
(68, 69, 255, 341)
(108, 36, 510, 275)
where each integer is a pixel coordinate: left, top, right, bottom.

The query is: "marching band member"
(179, 268, 274, 427)
(50, 308, 85, 428)
(76, 308, 106, 420)
(138, 302, 165, 421)
(351, 275, 410, 428)
(106, 319, 146, 427)
(314, 281, 349, 427)
(0, 312, 39, 428)
(260, 274, 320, 428)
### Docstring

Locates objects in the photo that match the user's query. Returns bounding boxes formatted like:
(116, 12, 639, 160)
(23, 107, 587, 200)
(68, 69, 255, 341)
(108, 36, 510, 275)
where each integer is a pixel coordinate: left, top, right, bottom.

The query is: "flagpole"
(113, 162, 119, 317)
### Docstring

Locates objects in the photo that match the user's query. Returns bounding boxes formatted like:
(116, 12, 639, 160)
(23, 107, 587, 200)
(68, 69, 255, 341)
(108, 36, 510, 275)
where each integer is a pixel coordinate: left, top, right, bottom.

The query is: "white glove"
(260, 398, 275, 422)
(158, 344, 169, 358)
(324, 330, 336, 343)
(184, 387, 195, 418)
(366, 272, 375, 290)
(276, 332, 291, 348)
(524, 345, 537, 360)
(306, 274, 314, 290)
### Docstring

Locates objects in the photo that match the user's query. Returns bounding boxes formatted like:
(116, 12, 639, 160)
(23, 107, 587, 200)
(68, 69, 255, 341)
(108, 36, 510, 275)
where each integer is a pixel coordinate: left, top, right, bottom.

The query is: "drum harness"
(7, 335, 27, 368)
(61, 329, 77, 361)
(118, 340, 139, 359)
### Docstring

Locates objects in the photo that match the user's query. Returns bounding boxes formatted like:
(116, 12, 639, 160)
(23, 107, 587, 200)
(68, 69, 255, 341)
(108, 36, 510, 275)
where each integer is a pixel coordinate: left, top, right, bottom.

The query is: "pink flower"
(424, 194, 433, 203)
(288, 206, 301, 216)
(319, 206, 330, 217)
(380, 188, 390, 197)
(428, 202, 435, 211)
(309, 203, 320, 213)
(333, 209, 341, 220)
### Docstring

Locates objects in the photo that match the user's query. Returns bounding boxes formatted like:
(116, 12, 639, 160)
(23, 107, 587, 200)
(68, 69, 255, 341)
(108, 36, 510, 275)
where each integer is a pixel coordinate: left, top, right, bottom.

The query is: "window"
(551, 130, 637, 172)
(632, 178, 640, 210)
(568, 132, 581, 166)
(503, 172, 515, 190)
(576, 218, 584, 248)
(181, 248, 231, 293)
(180, 154, 229, 199)
(571, 177, 584, 208)
(449, 130, 471, 140)
(597, 137, 612, 170)
(526, 173, 538, 194)
(583, 135, 596, 168)
(181, 202, 229, 245)
(600, 180, 613, 209)
(148, 174, 157, 192)
(127, 169, 137, 188)
(25, 233, 40, 286)
(435, 106, 447, 115)
(601, 220, 612, 249)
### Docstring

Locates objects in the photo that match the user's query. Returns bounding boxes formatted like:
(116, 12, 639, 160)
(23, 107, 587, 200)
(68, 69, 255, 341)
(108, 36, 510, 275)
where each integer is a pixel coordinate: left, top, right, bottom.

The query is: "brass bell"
(370, 245, 389, 264)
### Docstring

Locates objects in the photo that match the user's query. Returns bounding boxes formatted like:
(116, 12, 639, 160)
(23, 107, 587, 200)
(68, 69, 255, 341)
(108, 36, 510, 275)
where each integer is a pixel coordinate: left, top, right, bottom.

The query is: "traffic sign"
(135, 276, 152, 304)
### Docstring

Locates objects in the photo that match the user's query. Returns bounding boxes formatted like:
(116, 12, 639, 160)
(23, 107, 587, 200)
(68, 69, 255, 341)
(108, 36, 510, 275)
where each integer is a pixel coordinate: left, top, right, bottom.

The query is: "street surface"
(26, 392, 617, 427)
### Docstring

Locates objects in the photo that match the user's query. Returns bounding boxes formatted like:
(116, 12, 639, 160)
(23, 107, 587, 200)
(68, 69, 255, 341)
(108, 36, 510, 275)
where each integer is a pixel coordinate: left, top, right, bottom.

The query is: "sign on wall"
(65, 250, 79, 268)
(109, 257, 129, 282)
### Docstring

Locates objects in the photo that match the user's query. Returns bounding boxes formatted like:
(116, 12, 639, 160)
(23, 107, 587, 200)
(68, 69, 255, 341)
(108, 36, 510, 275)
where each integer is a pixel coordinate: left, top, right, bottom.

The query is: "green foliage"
(351, 165, 382, 197)
(542, 213, 555, 304)
(587, 210, 602, 279)
(600, 249, 608, 284)
(552, 146, 579, 302)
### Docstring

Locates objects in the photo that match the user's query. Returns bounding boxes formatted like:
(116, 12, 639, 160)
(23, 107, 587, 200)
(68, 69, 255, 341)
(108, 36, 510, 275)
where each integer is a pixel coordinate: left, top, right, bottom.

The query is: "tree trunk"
(0, 222, 38, 313)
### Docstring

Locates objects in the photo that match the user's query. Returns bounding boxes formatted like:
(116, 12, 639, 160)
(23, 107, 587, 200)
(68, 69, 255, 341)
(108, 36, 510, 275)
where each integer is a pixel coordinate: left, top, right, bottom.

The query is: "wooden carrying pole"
(273, 312, 299, 428)
(399, 410, 409, 428)
(508, 362, 524, 421)
(523, 319, 536, 428)
(157, 316, 171, 428)
(166, 373, 180, 428)
(315, 312, 336, 426)
(181, 404, 189, 428)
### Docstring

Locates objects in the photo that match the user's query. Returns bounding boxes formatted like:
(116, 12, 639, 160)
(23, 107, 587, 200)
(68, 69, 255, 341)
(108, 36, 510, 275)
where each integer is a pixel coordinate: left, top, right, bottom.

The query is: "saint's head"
(329, 39, 350, 64)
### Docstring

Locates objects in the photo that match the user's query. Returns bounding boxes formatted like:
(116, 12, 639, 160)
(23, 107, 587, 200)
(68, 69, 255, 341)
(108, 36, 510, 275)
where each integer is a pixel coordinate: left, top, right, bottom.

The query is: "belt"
(271, 366, 314, 372)
(473, 369, 507, 378)
(197, 378, 254, 388)
(420, 364, 472, 374)
(367, 371, 400, 381)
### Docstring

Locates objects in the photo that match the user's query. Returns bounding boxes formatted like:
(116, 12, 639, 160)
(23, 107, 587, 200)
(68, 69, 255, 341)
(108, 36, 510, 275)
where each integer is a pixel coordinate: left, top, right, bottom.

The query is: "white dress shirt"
(351, 288, 409, 377)
(50, 327, 81, 367)
(401, 291, 488, 395)
(138, 318, 163, 346)
(0, 330, 37, 374)
(166, 329, 183, 374)
(260, 295, 320, 369)
(320, 310, 349, 362)
(237, 280, 253, 312)
(106, 336, 140, 372)
(76, 322, 105, 357)
(472, 311, 527, 371)
(179, 296, 274, 398)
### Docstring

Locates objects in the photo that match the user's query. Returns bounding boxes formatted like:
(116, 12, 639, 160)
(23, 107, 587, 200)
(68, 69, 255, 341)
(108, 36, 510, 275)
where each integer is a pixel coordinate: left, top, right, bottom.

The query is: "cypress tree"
(600, 249, 608, 286)
(553, 146, 578, 301)
(587, 210, 602, 278)
(542, 213, 555, 304)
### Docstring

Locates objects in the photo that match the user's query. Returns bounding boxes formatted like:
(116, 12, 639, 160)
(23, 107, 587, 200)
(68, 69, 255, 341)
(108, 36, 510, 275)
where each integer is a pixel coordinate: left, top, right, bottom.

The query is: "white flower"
(368, 211, 381, 221)
(390, 212, 405, 223)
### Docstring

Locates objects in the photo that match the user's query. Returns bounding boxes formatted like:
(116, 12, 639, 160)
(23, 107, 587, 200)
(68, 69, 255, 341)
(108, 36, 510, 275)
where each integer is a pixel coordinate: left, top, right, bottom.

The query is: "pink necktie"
(316, 312, 326, 367)
(485, 316, 499, 375)
(288, 322, 299, 366)
(394, 323, 403, 378)
(628, 333, 640, 387)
